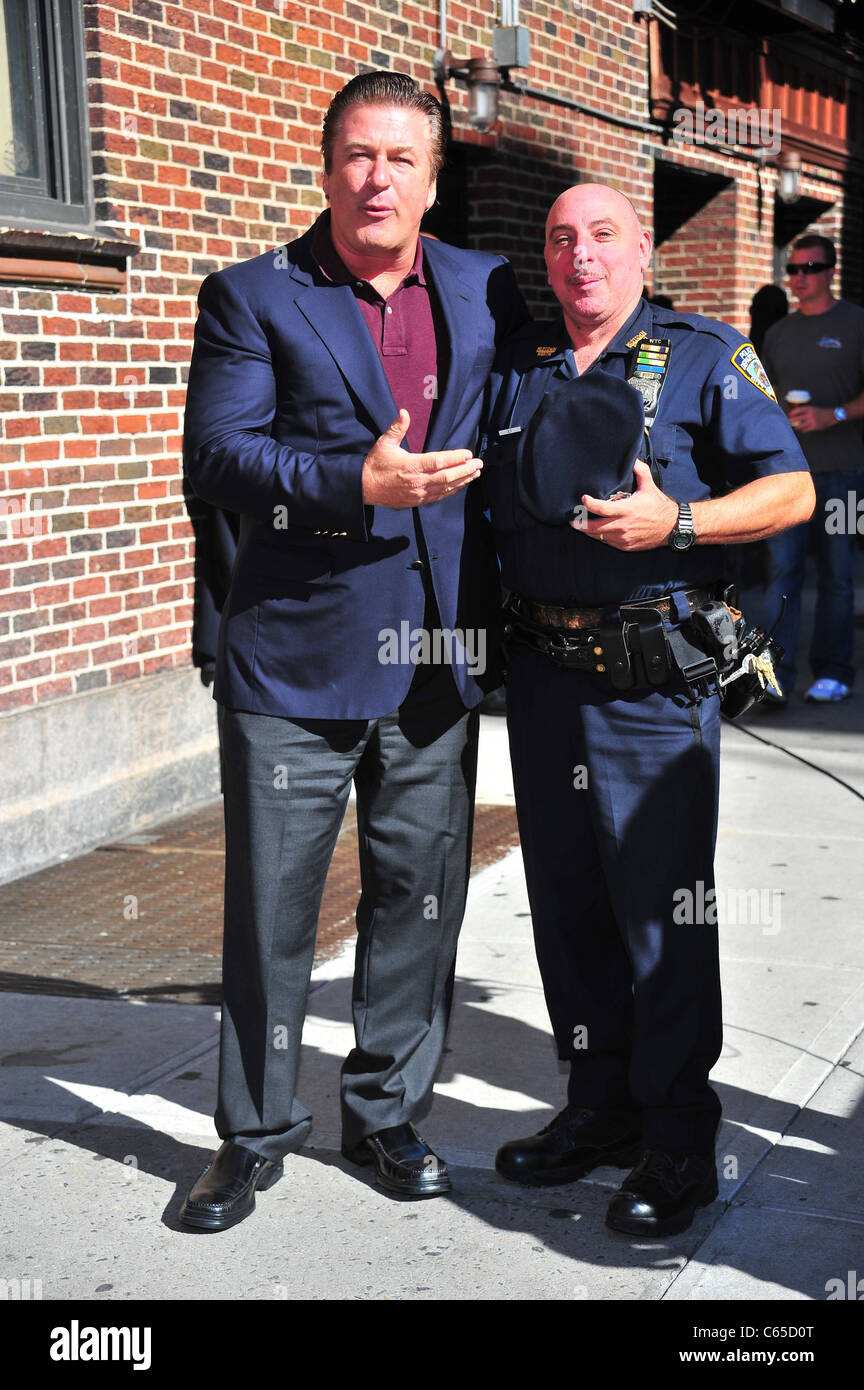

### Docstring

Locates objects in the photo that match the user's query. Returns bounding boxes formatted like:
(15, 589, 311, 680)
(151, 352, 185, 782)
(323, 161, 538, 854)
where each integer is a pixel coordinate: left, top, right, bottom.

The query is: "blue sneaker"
(804, 679, 852, 703)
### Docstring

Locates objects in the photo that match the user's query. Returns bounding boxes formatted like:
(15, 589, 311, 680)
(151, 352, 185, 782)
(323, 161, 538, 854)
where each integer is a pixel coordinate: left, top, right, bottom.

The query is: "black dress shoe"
(605, 1148, 718, 1237)
(179, 1140, 284, 1231)
(496, 1105, 642, 1186)
(343, 1122, 451, 1198)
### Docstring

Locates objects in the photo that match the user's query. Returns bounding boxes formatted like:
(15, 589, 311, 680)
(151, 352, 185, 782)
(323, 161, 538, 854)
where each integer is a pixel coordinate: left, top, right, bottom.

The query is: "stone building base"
(0, 669, 221, 885)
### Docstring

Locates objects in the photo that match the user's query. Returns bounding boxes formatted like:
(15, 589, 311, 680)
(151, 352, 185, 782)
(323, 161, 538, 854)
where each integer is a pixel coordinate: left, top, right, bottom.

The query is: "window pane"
(0, 1, 40, 180)
(57, 1, 84, 204)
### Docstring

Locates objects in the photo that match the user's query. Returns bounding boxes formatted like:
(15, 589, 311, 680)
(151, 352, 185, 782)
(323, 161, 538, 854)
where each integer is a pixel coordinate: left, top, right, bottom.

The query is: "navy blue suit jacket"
(183, 220, 526, 719)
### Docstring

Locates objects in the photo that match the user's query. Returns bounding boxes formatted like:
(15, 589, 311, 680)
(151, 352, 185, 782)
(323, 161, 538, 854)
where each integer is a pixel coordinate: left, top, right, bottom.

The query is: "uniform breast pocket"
(483, 426, 523, 471)
(648, 422, 678, 467)
(482, 429, 526, 535)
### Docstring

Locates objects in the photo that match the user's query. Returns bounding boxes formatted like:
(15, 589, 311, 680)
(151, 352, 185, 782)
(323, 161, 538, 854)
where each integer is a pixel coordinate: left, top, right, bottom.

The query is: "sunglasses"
(785, 262, 832, 276)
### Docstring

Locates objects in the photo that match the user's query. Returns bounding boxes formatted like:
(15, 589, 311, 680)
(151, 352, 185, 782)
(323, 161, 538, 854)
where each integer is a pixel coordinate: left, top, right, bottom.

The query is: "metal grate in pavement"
(0, 802, 520, 1005)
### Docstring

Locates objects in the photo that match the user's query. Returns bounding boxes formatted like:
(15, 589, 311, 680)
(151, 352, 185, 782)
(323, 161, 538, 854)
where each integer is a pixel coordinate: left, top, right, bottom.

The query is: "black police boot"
(605, 1148, 718, 1237)
(495, 1105, 643, 1186)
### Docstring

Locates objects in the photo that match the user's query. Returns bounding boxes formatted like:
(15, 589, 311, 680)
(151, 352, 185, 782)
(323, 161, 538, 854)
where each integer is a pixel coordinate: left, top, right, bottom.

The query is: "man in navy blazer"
(180, 71, 526, 1230)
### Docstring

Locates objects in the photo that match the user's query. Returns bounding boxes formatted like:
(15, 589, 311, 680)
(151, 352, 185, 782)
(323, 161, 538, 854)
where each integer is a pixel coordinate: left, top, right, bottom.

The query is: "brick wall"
(0, 0, 857, 718)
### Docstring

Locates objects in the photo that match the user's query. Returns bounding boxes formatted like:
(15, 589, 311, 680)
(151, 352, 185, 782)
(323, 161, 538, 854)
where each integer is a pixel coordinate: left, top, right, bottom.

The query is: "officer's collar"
(528, 298, 656, 372)
(597, 297, 655, 359)
(510, 318, 571, 369)
(534, 317, 570, 363)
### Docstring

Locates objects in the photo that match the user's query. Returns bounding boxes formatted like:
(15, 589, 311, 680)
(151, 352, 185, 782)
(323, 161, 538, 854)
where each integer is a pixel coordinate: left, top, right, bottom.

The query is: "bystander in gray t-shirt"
(761, 299, 864, 473)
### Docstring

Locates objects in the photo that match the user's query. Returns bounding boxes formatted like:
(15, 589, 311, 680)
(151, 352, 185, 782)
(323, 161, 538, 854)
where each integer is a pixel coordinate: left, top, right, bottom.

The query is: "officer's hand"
(573, 461, 680, 550)
(788, 405, 834, 433)
(362, 409, 483, 508)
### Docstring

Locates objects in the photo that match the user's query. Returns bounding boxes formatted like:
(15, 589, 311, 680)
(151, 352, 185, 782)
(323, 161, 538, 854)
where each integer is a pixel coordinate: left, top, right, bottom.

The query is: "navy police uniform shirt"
(482, 296, 809, 607)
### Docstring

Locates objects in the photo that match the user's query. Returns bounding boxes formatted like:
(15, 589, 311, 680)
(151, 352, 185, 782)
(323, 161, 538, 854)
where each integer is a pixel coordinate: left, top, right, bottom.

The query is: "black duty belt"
(503, 587, 717, 689)
(514, 589, 713, 632)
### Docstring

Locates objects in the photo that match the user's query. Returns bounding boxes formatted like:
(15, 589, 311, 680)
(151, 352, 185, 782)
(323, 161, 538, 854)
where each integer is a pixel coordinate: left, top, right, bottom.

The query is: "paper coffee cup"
(785, 390, 811, 405)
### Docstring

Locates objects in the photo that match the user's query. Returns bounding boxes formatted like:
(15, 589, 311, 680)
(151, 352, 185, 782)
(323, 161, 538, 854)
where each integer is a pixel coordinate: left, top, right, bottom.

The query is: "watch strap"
(668, 501, 696, 550)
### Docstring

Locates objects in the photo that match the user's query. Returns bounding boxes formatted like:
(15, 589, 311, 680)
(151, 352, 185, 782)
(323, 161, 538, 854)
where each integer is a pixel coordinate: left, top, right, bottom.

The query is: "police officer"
(483, 185, 814, 1237)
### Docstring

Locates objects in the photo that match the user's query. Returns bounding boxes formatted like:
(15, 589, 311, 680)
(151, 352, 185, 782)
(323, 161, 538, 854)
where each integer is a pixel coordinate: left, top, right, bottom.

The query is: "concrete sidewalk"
(2, 681, 864, 1302)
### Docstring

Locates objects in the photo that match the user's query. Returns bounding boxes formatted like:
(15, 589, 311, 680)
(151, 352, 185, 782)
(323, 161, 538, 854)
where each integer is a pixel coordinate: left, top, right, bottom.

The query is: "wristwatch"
(834, 406, 847, 423)
(668, 501, 696, 551)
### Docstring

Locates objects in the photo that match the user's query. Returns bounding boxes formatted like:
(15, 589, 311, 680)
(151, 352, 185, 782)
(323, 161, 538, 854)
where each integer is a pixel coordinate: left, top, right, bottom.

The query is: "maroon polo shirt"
(309, 218, 467, 716)
(311, 216, 440, 452)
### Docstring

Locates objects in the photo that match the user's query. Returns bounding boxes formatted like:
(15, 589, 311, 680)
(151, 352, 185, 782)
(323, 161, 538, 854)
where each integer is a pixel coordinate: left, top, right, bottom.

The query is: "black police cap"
(517, 372, 646, 526)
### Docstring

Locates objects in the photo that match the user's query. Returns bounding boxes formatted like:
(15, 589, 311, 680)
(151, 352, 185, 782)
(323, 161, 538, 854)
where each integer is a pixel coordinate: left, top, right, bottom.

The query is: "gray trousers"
(214, 699, 479, 1160)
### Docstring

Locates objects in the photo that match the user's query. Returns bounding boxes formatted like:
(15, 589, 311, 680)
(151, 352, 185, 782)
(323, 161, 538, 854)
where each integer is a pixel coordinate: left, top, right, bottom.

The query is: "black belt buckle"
(504, 604, 597, 671)
(543, 628, 593, 670)
(666, 625, 718, 685)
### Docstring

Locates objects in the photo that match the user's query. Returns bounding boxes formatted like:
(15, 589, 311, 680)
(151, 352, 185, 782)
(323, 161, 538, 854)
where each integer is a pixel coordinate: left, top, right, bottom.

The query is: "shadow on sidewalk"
(1, 975, 859, 1295)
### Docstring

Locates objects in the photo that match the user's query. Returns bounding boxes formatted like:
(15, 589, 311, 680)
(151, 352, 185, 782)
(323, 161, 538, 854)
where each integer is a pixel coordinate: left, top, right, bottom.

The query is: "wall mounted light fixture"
(776, 147, 802, 204)
(433, 49, 502, 133)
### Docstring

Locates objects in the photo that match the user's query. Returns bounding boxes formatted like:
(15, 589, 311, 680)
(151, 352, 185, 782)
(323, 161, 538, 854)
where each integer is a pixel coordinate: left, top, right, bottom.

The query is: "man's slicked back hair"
(321, 70, 445, 179)
(792, 233, 836, 267)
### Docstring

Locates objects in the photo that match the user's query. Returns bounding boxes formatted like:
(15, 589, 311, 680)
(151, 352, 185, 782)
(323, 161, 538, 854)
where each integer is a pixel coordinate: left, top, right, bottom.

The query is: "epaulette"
(650, 307, 745, 349)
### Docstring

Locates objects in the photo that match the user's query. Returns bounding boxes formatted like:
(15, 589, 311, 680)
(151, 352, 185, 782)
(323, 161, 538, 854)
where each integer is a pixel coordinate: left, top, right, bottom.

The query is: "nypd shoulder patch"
(731, 342, 777, 402)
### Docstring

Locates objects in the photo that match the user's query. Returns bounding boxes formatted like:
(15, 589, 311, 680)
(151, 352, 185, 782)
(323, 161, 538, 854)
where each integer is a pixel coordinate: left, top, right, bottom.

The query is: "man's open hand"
(571, 460, 680, 550)
(362, 409, 482, 508)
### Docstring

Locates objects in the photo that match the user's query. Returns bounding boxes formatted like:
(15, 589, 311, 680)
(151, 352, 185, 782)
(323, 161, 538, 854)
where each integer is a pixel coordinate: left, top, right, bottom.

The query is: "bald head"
(546, 184, 644, 240)
(544, 183, 652, 345)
